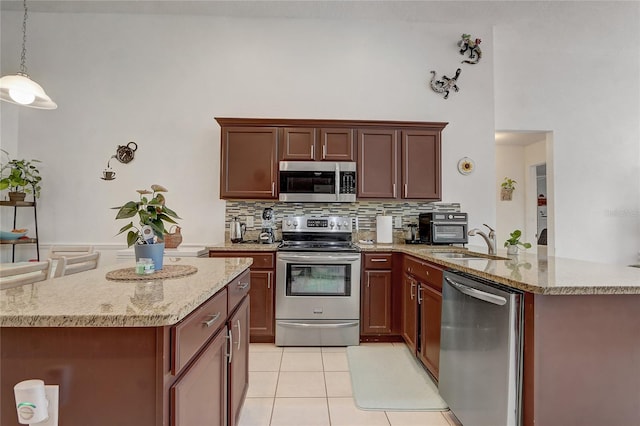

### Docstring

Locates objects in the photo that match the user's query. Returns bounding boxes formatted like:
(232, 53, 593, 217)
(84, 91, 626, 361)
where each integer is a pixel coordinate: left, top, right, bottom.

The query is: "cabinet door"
(280, 128, 316, 160)
(357, 129, 398, 198)
(418, 283, 442, 379)
(221, 126, 278, 199)
(249, 270, 274, 339)
(319, 128, 355, 161)
(229, 297, 250, 426)
(361, 270, 392, 334)
(402, 274, 418, 353)
(401, 130, 441, 200)
(171, 327, 228, 426)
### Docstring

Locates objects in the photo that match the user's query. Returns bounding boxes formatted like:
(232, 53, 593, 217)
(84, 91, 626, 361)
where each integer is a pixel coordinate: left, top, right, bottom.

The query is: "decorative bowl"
(0, 229, 28, 240)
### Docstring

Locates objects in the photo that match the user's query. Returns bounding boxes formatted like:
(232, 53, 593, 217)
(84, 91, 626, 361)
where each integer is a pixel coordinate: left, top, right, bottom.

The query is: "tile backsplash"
(225, 201, 461, 240)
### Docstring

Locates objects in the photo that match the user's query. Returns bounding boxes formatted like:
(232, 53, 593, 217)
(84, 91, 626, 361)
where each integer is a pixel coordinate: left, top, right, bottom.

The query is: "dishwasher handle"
(444, 276, 507, 306)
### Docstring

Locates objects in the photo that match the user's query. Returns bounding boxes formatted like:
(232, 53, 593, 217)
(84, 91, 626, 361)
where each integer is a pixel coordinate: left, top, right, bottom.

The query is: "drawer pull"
(371, 258, 388, 262)
(237, 282, 249, 290)
(203, 312, 221, 327)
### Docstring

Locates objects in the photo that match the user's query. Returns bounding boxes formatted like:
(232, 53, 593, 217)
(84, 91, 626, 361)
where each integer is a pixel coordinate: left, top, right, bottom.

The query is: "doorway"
(495, 131, 554, 255)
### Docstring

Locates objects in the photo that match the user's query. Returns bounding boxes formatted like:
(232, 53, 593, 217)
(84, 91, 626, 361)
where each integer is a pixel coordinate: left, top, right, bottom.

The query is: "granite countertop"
(211, 240, 640, 295)
(0, 257, 253, 327)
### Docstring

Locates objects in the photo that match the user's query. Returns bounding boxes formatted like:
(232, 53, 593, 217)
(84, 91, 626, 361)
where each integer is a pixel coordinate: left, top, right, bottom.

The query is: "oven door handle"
(278, 321, 359, 329)
(277, 254, 361, 262)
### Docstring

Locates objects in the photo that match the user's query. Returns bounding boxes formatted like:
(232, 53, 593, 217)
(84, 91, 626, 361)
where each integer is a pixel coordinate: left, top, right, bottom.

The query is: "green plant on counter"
(504, 229, 532, 249)
(501, 177, 517, 191)
(0, 149, 42, 198)
(112, 184, 181, 247)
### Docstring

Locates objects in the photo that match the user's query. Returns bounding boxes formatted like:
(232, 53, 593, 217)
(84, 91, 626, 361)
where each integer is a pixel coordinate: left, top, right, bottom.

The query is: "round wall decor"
(457, 157, 475, 175)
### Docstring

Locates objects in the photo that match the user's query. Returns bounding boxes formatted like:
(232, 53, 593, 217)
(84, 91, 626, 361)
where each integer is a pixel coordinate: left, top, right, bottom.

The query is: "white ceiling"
(0, 0, 548, 24)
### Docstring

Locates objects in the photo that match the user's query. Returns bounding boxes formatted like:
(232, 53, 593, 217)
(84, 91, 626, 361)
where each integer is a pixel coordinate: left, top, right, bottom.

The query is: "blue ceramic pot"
(134, 242, 165, 270)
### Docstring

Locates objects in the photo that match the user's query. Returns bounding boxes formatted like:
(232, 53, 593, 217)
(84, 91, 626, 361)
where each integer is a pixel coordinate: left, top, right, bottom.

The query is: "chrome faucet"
(468, 224, 497, 255)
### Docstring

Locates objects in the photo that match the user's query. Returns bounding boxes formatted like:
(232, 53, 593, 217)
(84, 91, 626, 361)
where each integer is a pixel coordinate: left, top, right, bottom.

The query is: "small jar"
(135, 260, 146, 275)
(143, 258, 155, 274)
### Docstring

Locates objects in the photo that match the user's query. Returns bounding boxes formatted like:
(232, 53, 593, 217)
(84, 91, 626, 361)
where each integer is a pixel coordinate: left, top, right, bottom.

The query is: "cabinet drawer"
(172, 288, 228, 375)
(209, 251, 274, 269)
(363, 253, 393, 270)
(228, 269, 251, 313)
(404, 255, 443, 291)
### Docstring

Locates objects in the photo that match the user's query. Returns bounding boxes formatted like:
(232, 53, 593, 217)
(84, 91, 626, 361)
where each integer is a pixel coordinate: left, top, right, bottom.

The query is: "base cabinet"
(402, 255, 443, 379)
(228, 297, 250, 426)
(209, 251, 275, 342)
(361, 253, 393, 336)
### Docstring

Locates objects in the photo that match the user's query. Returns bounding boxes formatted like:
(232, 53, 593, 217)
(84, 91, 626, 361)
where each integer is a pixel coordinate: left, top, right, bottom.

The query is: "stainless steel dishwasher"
(439, 270, 524, 426)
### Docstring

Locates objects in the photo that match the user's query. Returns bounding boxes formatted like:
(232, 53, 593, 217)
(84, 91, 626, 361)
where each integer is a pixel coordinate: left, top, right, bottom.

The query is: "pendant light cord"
(19, 0, 28, 75)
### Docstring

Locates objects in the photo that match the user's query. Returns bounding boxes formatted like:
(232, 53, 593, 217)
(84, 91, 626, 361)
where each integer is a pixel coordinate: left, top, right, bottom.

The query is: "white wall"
(495, 144, 526, 251)
(494, 2, 640, 264)
(0, 11, 495, 262)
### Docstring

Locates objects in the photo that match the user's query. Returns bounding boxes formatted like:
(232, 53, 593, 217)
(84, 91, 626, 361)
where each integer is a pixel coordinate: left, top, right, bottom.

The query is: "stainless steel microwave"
(279, 161, 356, 202)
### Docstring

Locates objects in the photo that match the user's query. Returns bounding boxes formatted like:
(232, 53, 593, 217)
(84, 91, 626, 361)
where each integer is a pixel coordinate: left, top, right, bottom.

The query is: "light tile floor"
(239, 342, 458, 426)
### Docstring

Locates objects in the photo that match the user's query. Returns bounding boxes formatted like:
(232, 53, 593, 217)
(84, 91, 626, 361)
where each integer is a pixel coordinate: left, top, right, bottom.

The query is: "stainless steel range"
(275, 216, 361, 346)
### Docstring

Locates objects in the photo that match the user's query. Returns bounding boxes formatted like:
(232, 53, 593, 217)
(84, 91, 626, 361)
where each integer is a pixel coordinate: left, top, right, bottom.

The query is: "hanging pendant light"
(0, 0, 56, 109)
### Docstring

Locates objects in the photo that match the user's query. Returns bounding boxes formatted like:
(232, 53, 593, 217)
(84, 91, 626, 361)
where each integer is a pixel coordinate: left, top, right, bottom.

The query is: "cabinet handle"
(238, 282, 249, 290)
(370, 258, 388, 262)
(404, 184, 408, 198)
(410, 282, 416, 300)
(417, 285, 423, 304)
(235, 319, 241, 350)
(227, 329, 233, 364)
(322, 144, 325, 159)
(271, 182, 275, 196)
(267, 272, 272, 289)
(311, 145, 315, 158)
(202, 312, 221, 327)
(393, 183, 396, 198)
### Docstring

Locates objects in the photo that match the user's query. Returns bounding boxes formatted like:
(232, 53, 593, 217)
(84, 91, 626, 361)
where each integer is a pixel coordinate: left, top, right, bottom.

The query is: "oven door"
(432, 222, 468, 244)
(275, 251, 361, 320)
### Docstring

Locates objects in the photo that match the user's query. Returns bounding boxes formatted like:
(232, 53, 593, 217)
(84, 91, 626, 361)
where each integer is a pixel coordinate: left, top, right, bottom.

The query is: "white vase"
(134, 242, 165, 270)
(506, 245, 519, 255)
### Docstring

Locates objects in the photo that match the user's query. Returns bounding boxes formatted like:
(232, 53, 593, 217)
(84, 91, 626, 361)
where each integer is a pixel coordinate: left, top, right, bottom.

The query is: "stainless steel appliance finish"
(419, 212, 468, 244)
(278, 161, 356, 203)
(276, 215, 360, 346)
(439, 271, 524, 426)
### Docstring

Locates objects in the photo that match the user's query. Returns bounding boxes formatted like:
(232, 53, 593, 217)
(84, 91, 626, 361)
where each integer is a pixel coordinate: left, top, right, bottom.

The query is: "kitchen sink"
(427, 251, 510, 261)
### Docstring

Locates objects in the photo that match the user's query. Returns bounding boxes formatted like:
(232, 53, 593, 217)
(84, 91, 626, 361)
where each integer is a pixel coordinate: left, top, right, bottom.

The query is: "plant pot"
(500, 188, 514, 201)
(8, 192, 26, 202)
(506, 245, 519, 255)
(134, 242, 165, 270)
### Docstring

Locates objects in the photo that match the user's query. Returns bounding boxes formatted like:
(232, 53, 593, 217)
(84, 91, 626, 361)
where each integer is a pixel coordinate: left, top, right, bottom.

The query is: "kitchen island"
(0, 257, 253, 426)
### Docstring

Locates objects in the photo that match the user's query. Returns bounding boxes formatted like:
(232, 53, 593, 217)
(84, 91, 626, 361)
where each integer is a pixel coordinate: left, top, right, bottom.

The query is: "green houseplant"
(500, 177, 516, 201)
(0, 149, 42, 201)
(113, 184, 180, 270)
(504, 229, 531, 255)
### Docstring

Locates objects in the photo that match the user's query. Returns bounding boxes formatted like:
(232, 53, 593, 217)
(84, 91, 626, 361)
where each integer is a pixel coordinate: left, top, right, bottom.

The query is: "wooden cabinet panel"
(401, 130, 441, 200)
(220, 126, 278, 199)
(319, 128, 354, 161)
(171, 327, 228, 426)
(361, 270, 393, 335)
(228, 269, 250, 313)
(280, 128, 316, 160)
(404, 255, 443, 291)
(418, 283, 442, 379)
(228, 297, 250, 426)
(357, 129, 398, 198)
(172, 289, 228, 375)
(363, 253, 393, 270)
(209, 251, 275, 342)
(401, 274, 418, 352)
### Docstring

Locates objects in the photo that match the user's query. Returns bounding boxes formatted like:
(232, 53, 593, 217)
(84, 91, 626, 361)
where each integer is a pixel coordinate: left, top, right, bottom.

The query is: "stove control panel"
(282, 216, 353, 233)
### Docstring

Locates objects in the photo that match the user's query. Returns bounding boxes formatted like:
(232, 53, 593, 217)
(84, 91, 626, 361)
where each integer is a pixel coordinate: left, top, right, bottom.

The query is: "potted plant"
(112, 184, 180, 270)
(500, 177, 516, 201)
(504, 229, 531, 255)
(0, 149, 42, 202)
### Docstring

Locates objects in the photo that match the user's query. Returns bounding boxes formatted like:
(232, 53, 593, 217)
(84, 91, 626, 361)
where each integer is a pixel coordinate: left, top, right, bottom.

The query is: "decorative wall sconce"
(101, 142, 138, 181)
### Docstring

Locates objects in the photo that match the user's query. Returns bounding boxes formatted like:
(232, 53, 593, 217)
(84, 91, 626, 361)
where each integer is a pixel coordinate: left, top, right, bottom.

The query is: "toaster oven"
(419, 212, 468, 244)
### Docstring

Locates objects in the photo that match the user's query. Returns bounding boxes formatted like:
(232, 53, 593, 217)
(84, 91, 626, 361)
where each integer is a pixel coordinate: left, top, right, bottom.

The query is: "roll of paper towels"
(376, 215, 393, 244)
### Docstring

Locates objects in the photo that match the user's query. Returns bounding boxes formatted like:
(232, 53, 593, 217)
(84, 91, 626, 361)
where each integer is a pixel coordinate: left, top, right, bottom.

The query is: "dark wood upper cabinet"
(216, 118, 446, 200)
(401, 130, 441, 200)
(220, 126, 278, 199)
(357, 129, 398, 198)
(279, 127, 354, 161)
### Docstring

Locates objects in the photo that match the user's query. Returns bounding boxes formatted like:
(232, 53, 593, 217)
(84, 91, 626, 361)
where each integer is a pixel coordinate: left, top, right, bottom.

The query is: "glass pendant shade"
(0, 73, 57, 109)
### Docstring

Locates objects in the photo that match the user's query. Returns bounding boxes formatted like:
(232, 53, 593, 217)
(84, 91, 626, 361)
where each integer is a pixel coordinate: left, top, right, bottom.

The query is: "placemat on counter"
(106, 264, 197, 281)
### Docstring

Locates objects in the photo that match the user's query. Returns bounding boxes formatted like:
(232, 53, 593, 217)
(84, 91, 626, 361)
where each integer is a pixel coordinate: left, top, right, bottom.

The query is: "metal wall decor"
(101, 141, 138, 181)
(457, 157, 475, 175)
(429, 68, 461, 99)
(458, 34, 482, 64)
